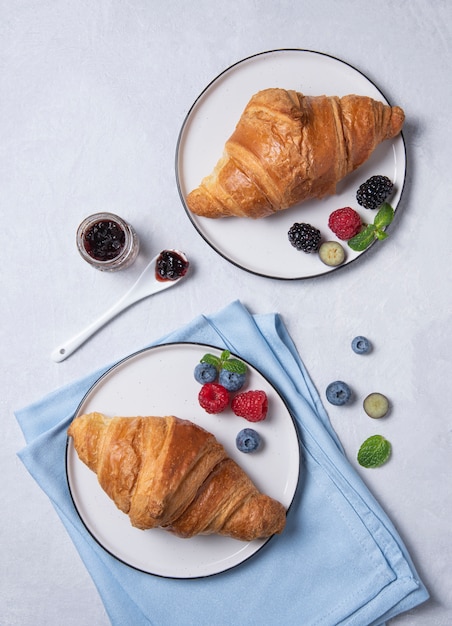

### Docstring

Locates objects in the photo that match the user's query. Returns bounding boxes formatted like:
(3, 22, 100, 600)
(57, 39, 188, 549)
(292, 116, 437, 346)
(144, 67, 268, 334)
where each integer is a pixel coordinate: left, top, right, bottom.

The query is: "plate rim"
(175, 48, 407, 280)
(66, 340, 302, 579)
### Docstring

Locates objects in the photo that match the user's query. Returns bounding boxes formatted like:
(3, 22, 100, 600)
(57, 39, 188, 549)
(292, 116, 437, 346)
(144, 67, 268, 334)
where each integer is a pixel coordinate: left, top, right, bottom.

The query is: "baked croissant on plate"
(186, 88, 405, 219)
(68, 412, 286, 541)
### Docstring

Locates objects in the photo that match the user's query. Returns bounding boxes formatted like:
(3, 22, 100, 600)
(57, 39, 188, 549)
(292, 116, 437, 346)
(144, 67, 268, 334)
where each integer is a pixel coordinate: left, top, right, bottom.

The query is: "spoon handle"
(51, 251, 188, 363)
(50, 289, 141, 362)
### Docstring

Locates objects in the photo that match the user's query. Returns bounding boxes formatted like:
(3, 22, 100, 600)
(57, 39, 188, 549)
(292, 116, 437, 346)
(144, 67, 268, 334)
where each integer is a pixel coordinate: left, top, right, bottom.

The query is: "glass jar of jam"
(76, 212, 139, 271)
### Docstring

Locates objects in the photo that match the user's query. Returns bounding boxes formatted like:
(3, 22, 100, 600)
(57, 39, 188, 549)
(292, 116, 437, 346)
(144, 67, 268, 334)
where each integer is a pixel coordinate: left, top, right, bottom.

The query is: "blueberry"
(219, 369, 246, 391)
(236, 428, 262, 453)
(194, 362, 217, 384)
(326, 381, 352, 406)
(351, 336, 371, 355)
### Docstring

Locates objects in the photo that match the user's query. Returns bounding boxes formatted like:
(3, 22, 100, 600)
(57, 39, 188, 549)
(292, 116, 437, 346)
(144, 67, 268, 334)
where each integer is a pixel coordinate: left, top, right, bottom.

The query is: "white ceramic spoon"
(51, 250, 189, 362)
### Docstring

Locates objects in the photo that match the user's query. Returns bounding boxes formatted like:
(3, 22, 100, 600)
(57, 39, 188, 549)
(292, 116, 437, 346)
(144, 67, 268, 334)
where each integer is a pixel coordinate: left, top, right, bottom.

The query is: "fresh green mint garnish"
(348, 225, 377, 251)
(357, 434, 391, 468)
(348, 203, 394, 252)
(200, 349, 247, 375)
(374, 202, 395, 229)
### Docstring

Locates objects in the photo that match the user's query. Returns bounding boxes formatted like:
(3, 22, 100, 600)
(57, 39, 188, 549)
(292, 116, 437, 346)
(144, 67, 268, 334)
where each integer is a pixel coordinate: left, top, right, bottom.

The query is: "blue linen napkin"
(16, 300, 428, 626)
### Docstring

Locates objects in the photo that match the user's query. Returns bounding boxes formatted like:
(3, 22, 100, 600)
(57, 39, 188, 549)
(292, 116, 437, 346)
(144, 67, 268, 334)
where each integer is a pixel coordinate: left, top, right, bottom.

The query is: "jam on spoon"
(76, 212, 139, 271)
(155, 249, 189, 281)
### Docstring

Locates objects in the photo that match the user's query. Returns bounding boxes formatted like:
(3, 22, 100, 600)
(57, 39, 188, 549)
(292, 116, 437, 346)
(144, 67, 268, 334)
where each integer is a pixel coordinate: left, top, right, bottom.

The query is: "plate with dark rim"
(176, 49, 406, 280)
(66, 342, 300, 578)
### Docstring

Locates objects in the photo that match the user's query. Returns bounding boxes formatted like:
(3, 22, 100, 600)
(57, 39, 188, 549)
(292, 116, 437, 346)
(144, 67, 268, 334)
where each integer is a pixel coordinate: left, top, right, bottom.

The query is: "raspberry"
(288, 223, 321, 253)
(198, 383, 229, 414)
(356, 175, 393, 210)
(328, 207, 362, 240)
(231, 390, 268, 422)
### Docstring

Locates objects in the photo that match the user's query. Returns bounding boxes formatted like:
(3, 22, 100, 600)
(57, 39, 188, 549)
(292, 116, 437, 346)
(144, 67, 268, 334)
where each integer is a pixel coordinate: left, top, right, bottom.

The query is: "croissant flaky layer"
(186, 88, 405, 219)
(68, 413, 286, 541)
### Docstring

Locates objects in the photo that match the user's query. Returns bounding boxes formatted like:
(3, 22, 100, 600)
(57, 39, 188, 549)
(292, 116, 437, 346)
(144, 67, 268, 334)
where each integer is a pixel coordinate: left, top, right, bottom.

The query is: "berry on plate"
(328, 207, 362, 240)
(288, 222, 321, 253)
(319, 241, 345, 266)
(198, 383, 230, 414)
(236, 428, 262, 453)
(231, 390, 268, 422)
(325, 381, 352, 406)
(194, 362, 217, 384)
(356, 175, 393, 210)
(219, 368, 246, 391)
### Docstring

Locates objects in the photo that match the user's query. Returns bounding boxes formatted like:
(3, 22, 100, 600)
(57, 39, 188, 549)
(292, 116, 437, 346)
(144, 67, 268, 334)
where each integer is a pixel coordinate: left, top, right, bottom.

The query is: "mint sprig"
(357, 435, 391, 468)
(348, 225, 377, 251)
(200, 350, 247, 375)
(348, 203, 394, 251)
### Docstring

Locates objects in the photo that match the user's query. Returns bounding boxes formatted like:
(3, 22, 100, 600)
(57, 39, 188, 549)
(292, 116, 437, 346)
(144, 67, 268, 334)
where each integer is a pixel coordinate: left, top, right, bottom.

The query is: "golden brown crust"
(68, 413, 286, 541)
(166, 458, 286, 540)
(186, 88, 405, 219)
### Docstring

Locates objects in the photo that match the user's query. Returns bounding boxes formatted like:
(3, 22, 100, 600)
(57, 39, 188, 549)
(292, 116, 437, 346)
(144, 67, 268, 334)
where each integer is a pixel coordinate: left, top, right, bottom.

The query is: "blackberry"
(356, 175, 394, 210)
(288, 222, 321, 253)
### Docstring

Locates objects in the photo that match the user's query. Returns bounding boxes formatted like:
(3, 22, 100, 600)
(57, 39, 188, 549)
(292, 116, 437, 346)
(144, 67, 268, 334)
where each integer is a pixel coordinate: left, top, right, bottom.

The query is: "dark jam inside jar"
(77, 212, 139, 271)
(83, 219, 126, 261)
(155, 250, 189, 281)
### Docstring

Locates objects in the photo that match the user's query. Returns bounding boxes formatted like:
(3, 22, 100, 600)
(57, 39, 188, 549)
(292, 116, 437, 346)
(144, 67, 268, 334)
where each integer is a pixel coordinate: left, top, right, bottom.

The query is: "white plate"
(66, 342, 300, 578)
(176, 49, 406, 279)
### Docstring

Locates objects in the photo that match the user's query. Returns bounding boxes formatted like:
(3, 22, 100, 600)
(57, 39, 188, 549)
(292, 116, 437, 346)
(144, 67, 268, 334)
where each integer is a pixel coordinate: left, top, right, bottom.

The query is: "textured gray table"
(2, 1, 451, 624)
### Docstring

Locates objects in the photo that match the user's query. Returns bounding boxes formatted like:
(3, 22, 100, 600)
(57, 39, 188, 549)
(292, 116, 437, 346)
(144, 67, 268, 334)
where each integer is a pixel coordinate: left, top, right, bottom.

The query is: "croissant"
(68, 412, 286, 541)
(186, 88, 405, 219)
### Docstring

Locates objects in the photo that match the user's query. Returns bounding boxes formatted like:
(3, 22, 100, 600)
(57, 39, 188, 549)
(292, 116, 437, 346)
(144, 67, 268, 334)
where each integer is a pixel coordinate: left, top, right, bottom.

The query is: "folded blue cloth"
(16, 301, 428, 626)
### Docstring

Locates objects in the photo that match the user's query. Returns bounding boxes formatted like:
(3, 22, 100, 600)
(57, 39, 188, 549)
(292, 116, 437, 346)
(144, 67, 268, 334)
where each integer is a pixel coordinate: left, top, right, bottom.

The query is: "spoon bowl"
(51, 250, 189, 362)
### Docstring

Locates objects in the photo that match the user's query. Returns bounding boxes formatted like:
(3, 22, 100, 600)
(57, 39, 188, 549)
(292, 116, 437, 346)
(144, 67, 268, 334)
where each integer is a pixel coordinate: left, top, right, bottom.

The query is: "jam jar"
(76, 212, 139, 271)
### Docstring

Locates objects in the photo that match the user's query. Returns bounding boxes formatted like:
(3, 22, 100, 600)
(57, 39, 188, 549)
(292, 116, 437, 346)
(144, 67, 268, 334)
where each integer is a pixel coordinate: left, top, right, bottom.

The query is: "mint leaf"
(201, 353, 221, 369)
(374, 203, 394, 230)
(348, 225, 376, 251)
(357, 435, 391, 468)
(201, 350, 247, 375)
(348, 203, 395, 251)
(222, 358, 247, 374)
